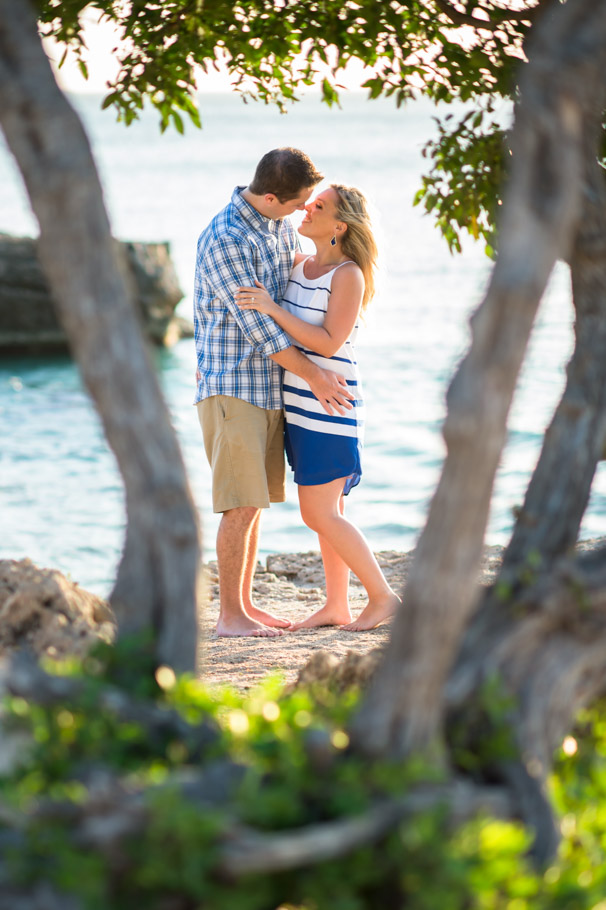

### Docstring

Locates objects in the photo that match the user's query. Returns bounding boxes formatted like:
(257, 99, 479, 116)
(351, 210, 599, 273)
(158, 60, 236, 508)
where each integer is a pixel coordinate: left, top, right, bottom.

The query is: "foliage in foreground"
(1, 638, 606, 910)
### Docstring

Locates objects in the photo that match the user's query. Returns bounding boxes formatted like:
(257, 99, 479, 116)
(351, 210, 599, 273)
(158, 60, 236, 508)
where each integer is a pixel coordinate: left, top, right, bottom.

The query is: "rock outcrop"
(0, 233, 192, 351)
(0, 558, 115, 659)
(291, 647, 384, 692)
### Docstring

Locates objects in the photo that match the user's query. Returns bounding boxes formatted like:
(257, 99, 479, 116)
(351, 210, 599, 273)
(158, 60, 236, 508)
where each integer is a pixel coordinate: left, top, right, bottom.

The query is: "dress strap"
(300, 258, 356, 282)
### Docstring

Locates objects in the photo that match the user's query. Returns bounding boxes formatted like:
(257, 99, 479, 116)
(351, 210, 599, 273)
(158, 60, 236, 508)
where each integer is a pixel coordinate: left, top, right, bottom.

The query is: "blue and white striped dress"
(282, 258, 364, 494)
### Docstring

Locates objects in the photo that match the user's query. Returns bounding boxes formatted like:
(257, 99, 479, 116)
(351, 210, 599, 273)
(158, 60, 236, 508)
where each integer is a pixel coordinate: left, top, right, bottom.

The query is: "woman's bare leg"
(294, 478, 400, 630)
(291, 493, 352, 629)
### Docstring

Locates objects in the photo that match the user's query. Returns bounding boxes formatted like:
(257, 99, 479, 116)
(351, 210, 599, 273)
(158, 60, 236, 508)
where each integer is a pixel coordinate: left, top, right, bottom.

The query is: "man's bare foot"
(290, 603, 352, 631)
(215, 614, 283, 638)
(245, 604, 292, 628)
(341, 593, 401, 632)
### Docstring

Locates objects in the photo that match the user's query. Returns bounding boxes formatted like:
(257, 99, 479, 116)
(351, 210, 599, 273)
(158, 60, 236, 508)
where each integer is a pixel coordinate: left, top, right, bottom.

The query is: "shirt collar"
(232, 186, 282, 231)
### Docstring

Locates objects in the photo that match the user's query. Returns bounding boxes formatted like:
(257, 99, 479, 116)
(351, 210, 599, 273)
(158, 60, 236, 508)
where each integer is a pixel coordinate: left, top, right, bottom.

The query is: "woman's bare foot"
(341, 593, 401, 632)
(215, 614, 283, 637)
(245, 604, 292, 628)
(290, 603, 352, 630)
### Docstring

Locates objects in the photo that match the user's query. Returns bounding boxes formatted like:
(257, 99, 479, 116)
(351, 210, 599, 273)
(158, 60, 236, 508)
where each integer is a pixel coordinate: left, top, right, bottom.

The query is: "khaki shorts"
(197, 395, 286, 513)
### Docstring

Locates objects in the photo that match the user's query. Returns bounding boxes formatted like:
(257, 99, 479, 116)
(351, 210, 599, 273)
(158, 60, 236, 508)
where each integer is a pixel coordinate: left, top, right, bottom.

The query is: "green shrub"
(1, 640, 605, 909)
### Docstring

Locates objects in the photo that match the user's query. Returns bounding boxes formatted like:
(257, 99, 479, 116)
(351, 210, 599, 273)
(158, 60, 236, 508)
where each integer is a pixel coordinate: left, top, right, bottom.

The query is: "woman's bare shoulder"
(332, 260, 364, 288)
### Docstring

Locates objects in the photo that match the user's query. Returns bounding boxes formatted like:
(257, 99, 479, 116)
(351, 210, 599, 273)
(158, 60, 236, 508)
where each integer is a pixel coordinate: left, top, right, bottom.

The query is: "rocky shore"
(198, 547, 505, 689)
(0, 558, 115, 659)
(5, 542, 601, 691)
(0, 548, 505, 689)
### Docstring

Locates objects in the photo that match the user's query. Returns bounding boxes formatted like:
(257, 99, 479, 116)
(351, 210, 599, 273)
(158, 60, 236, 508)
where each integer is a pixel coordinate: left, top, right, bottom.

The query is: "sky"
(44, 8, 375, 95)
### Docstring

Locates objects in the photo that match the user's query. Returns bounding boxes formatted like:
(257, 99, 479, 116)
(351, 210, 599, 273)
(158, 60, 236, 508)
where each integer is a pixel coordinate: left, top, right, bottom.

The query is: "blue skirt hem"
(285, 423, 362, 496)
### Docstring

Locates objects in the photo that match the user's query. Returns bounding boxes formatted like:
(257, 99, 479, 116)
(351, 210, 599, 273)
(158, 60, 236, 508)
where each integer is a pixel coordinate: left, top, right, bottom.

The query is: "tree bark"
(437, 23, 606, 859)
(0, 0, 201, 672)
(495, 111, 606, 581)
(446, 541, 606, 862)
(352, 0, 606, 759)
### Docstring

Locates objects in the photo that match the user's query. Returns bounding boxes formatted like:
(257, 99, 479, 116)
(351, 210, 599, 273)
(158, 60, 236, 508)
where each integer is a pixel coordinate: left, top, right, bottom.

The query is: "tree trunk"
(352, 0, 606, 759)
(0, 0, 201, 672)
(439, 29, 606, 860)
(495, 111, 606, 581)
(446, 540, 606, 863)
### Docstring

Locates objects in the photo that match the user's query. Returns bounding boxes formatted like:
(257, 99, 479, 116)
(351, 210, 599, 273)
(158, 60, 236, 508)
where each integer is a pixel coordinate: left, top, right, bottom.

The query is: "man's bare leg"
(216, 506, 282, 637)
(241, 510, 291, 628)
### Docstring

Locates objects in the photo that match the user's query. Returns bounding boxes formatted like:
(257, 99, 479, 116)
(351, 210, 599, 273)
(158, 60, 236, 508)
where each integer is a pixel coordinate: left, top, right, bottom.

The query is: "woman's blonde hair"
(331, 183, 378, 310)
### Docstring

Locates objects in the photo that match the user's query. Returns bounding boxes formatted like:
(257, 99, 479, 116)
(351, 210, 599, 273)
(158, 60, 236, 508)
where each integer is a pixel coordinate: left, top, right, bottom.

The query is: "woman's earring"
(330, 235, 337, 247)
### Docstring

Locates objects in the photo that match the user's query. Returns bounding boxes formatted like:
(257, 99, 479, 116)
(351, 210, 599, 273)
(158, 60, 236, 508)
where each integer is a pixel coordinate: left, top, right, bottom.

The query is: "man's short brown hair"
(248, 147, 323, 202)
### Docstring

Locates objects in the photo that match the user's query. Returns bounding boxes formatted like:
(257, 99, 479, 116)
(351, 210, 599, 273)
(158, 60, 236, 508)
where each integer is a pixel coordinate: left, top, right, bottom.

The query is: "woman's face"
(298, 187, 340, 240)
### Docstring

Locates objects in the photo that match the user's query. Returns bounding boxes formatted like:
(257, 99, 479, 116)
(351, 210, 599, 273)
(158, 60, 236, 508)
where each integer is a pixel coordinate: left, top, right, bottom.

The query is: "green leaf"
(171, 110, 185, 134)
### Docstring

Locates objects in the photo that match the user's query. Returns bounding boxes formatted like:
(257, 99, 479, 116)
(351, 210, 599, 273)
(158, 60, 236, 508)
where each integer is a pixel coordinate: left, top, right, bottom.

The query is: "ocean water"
(1, 91, 604, 597)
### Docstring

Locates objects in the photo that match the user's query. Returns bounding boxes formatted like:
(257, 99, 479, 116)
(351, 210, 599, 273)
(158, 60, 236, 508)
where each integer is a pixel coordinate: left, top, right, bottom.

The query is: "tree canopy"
(37, 0, 547, 254)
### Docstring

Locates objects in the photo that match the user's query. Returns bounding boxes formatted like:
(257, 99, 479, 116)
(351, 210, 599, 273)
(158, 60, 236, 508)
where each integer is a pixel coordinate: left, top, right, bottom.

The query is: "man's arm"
(271, 347, 354, 416)
(199, 235, 353, 413)
(202, 235, 292, 356)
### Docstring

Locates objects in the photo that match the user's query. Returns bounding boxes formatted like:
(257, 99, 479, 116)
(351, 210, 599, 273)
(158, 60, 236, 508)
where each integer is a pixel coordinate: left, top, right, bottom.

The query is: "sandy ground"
(197, 547, 505, 690)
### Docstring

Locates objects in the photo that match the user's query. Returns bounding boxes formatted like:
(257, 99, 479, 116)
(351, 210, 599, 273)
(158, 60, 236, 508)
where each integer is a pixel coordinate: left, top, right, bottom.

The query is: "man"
(194, 147, 352, 637)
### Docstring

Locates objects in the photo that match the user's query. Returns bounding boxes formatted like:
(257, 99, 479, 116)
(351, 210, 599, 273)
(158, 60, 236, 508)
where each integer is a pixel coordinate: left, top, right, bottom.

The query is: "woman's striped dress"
(281, 258, 364, 494)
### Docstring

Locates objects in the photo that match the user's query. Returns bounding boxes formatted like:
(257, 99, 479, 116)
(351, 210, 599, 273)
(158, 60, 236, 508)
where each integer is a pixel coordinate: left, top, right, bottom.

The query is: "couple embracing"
(194, 147, 400, 638)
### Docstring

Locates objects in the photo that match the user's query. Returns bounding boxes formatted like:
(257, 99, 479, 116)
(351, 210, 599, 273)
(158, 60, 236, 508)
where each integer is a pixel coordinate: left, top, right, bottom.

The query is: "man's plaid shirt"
(193, 187, 297, 410)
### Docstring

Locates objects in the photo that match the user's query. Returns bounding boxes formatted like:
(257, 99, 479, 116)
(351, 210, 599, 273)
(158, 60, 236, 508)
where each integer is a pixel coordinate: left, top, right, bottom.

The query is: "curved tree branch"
(1, 651, 219, 755)
(445, 542, 606, 861)
(352, 0, 606, 760)
(217, 780, 512, 876)
(12, 772, 513, 878)
(0, 0, 201, 672)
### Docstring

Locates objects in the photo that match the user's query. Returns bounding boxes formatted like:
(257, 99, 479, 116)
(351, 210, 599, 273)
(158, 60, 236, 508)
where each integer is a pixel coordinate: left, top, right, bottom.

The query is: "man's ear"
(264, 193, 278, 206)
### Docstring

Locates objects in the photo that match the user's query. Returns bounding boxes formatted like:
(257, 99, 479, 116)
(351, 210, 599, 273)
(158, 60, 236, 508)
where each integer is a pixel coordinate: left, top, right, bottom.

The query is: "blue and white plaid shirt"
(193, 187, 297, 409)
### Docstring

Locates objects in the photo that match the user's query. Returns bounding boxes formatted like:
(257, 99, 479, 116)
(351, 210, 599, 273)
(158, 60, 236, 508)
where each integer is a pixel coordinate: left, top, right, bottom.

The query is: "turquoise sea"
(1, 91, 604, 597)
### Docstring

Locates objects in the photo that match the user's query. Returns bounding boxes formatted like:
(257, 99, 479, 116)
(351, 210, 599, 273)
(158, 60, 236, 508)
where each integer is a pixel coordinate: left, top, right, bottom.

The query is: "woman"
(236, 184, 400, 631)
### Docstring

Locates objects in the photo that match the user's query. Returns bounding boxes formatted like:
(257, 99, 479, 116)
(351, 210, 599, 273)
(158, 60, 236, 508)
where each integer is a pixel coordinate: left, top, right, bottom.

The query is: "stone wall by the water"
(0, 233, 192, 352)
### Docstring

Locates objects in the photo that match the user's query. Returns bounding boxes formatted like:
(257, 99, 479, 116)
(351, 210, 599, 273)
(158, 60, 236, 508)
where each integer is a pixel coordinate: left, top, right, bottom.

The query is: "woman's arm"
(236, 265, 364, 358)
